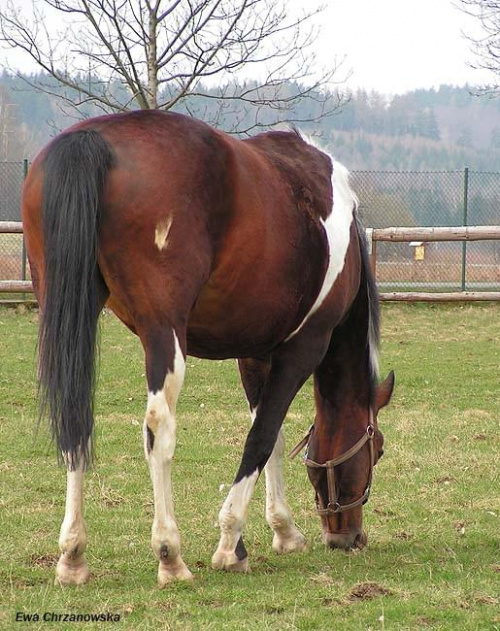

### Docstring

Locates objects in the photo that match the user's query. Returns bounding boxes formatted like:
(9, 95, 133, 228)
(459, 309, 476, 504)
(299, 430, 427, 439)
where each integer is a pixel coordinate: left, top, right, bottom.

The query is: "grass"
(0, 303, 499, 630)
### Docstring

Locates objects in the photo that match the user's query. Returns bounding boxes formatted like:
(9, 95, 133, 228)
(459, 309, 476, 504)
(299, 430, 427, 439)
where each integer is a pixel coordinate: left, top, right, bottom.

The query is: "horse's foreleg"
(212, 404, 296, 573)
(55, 459, 89, 585)
(213, 343, 324, 572)
(263, 427, 307, 554)
(142, 328, 192, 587)
(237, 359, 306, 555)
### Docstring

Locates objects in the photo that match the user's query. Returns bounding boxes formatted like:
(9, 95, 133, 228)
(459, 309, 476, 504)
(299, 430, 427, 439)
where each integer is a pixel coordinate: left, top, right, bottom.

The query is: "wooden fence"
(1, 222, 500, 302)
(367, 226, 500, 301)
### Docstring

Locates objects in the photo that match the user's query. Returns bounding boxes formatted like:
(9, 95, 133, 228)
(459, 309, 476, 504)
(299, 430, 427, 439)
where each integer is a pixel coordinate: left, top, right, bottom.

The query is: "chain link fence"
(351, 169, 500, 292)
(1, 163, 499, 294)
(0, 161, 26, 284)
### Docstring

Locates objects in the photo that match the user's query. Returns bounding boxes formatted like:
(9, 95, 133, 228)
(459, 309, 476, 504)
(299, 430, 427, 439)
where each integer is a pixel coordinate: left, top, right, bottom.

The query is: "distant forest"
(2, 71, 500, 172)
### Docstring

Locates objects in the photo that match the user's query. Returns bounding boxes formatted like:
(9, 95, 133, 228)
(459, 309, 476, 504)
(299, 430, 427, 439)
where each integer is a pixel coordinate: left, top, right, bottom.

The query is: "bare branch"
(456, 0, 500, 96)
(0, 0, 347, 132)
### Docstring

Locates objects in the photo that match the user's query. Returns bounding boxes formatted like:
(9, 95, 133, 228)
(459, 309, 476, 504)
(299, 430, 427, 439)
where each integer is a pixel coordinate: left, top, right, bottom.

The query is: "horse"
(21, 110, 394, 587)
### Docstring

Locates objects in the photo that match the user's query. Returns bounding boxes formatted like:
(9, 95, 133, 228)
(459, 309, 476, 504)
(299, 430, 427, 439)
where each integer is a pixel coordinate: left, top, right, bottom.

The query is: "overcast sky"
(1, 0, 495, 96)
(316, 0, 493, 95)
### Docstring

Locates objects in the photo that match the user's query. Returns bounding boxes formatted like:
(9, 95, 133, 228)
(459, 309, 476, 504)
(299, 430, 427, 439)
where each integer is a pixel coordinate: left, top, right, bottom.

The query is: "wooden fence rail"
(365, 225, 500, 301)
(0, 221, 23, 234)
(1, 223, 500, 302)
(370, 225, 500, 242)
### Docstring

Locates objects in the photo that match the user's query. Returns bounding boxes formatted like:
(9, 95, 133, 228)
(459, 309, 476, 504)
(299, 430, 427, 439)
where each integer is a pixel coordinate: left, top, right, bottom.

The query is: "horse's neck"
(314, 326, 372, 436)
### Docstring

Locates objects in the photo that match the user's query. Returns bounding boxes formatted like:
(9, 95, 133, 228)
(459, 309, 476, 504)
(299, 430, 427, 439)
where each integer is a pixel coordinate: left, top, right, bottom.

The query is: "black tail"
(39, 129, 113, 469)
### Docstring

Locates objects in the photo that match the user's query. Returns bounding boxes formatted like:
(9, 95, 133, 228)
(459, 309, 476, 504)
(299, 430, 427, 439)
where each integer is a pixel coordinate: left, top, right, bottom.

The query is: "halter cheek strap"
(290, 414, 375, 515)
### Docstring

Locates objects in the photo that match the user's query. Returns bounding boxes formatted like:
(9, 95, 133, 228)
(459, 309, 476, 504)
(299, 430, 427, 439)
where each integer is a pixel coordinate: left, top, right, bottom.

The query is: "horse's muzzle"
(323, 529, 367, 550)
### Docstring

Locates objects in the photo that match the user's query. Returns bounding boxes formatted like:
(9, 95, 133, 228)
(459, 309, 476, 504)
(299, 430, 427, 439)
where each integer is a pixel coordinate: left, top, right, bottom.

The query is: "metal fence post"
(461, 167, 469, 291)
(365, 228, 377, 278)
(21, 159, 29, 301)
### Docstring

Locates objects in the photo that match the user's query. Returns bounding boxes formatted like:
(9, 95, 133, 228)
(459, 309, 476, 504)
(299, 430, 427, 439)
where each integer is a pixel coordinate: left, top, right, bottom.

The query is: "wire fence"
(1, 162, 499, 294)
(351, 169, 500, 292)
(0, 161, 27, 285)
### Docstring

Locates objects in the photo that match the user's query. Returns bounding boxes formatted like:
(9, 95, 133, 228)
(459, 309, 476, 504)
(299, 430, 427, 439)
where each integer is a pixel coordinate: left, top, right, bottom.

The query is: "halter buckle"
(329, 501, 341, 514)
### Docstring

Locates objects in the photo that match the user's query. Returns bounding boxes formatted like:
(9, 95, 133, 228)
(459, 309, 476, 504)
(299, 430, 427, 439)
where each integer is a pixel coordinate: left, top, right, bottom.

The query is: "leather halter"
(290, 413, 375, 515)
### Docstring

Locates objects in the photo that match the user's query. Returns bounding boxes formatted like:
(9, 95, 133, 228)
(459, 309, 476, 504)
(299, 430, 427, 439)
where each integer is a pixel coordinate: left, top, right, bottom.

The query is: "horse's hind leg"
(141, 324, 193, 587)
(55, 459, 89, 585)
(238, 359, 306, 554)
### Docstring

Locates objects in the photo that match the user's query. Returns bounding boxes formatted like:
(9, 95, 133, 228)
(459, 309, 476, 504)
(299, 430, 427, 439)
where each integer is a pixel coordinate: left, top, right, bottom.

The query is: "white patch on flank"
(154, 217, 173, 251)
(286, 158, 356, 340)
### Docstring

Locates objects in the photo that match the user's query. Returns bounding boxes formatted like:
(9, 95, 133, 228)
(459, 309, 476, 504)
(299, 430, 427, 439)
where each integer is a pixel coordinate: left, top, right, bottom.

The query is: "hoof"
(272, 529, 307, 554)
(158, 557, 194, 588)
(55, 555, 90, 586)
(211, 550, 250, 573)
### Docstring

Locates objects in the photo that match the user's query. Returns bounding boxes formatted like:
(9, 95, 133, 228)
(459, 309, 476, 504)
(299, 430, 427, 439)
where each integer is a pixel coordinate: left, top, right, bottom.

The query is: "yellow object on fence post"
(409, 241, 425, 261)
(414, 244, 425, 261)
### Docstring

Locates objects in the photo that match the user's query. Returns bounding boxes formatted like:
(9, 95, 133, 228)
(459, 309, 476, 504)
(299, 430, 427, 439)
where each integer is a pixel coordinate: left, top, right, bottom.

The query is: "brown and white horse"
(22, 110, 394, 587)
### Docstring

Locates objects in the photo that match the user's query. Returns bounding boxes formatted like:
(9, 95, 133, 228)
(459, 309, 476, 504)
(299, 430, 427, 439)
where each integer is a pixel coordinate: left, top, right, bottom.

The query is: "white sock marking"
(247, 407, 299, 544)
(145, 330, 186, 562)
(264, 429, 294, 530)
(217, 470, 259, 553)
(59, 459, 86, 555)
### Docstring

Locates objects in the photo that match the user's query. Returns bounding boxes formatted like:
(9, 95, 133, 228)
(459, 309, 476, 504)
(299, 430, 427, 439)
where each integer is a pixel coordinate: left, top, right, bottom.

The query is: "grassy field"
(0, 303, 498, 630)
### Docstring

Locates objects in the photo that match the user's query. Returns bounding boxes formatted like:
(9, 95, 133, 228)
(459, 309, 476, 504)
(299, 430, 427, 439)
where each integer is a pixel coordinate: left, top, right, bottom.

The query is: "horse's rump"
(75, 112, 334, 357)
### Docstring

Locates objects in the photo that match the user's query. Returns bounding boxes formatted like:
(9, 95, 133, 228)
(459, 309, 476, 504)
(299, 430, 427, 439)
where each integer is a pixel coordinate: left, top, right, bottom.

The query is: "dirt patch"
(29, 553, 58, 568)
(395, 530, 413, 540)
(473, 433, 487, 441)
(265, 606, 284, 615)
(436, 475, 455, 484)
(347, 581, 393, 601)
(473, 594, 498, 606)
(416, 616, 435, 627)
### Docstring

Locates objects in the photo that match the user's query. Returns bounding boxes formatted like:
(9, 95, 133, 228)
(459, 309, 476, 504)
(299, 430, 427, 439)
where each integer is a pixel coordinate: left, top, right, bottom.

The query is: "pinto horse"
(22, 110, 394, 586)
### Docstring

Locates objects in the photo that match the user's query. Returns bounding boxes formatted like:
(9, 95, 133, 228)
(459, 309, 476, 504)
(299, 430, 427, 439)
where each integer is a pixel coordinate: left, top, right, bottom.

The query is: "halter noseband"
(290, 413, 375, 515)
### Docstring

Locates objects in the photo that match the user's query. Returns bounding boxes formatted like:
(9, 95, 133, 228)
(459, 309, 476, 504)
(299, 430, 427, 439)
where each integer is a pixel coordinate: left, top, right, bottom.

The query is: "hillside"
(1, 72, 500, 172)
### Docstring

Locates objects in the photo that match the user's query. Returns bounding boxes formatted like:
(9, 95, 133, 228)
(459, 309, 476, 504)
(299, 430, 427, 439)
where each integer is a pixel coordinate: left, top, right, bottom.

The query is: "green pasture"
(0, 304, 498, 630)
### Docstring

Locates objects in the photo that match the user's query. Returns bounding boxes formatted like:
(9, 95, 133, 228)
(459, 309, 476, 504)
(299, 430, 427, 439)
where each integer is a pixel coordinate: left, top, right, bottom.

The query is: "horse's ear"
(375, 371, 395, 413)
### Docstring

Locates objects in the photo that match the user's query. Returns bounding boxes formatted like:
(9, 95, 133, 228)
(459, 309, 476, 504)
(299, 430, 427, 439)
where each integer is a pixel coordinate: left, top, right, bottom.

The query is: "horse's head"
(301, 371, 394, 550)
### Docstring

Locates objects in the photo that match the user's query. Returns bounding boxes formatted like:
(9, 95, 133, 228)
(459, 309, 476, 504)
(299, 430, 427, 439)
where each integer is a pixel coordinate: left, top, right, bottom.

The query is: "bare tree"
(0, 0, 347, 132)
(458, 0, 500, 96)
(0, 85, 31, 159)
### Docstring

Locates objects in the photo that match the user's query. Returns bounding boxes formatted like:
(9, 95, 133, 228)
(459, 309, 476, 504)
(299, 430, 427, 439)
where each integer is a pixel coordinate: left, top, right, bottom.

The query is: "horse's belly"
(185, 285, 301, 359)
